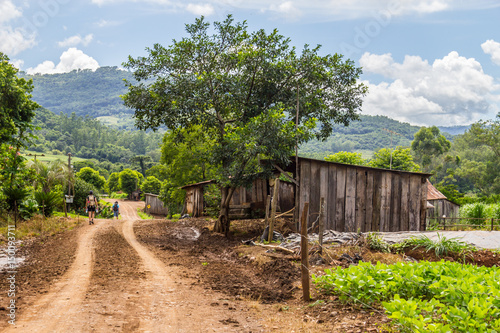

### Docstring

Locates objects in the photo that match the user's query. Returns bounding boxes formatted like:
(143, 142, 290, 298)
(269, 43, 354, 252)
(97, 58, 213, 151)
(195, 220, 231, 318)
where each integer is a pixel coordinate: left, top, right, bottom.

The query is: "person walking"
(112, 201, 120, 219)
(86, 190, 99, 225)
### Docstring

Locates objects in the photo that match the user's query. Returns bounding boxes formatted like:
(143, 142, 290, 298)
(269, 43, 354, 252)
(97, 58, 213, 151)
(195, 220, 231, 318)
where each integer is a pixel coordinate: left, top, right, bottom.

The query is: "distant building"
(426, 180, 460, 219)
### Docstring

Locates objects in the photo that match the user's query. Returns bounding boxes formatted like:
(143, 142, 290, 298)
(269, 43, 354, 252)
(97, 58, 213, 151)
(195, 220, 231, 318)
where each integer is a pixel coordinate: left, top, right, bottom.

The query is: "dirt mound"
(135, 218, 300, 303)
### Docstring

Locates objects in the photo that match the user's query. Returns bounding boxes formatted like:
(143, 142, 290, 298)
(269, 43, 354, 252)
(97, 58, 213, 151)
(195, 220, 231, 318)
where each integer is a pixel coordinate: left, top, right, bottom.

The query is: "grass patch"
(137, 208, 153, 220)
(0, 214, 81, 243)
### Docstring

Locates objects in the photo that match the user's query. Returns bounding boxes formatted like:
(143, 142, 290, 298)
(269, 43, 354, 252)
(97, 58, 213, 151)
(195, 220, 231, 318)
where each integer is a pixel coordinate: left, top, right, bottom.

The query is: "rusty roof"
(427, 180, 447, 200)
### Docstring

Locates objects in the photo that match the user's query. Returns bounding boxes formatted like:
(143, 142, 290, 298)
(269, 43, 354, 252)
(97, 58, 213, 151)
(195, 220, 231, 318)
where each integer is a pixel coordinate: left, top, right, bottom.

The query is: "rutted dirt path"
(3, 201, 262, 332)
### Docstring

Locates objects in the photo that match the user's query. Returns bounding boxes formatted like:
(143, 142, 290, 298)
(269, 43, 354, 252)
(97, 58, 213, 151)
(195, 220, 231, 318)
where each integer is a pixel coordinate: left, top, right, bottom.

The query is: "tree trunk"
(214, 186, 236, 237)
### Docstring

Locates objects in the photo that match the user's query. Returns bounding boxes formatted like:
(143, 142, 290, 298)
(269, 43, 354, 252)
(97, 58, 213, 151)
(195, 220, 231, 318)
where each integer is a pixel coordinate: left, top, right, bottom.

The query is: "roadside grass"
(366, 232, 476, 259)
(137, 208, 153, 220)
(109, 192, 128, 199)
(0, 214, 81, 244)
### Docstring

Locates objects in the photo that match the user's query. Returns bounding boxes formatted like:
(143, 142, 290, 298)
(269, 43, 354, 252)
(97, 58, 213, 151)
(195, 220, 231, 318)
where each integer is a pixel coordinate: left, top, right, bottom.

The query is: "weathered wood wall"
(297, 159, 429, 232)
(427, 199, 459, 219)
(144, 193, 168, 216)
(184, 186, 204, 217)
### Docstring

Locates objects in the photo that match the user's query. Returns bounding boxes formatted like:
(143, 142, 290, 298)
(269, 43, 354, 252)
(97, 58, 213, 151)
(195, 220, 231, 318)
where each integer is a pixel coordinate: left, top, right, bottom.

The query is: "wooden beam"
(272, 163, 299, 187)
(301, 202, 310, 302)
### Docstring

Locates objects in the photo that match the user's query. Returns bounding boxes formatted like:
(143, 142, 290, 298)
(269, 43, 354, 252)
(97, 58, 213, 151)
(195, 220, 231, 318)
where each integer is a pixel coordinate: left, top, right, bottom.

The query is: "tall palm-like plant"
(28, 159, 68, 193)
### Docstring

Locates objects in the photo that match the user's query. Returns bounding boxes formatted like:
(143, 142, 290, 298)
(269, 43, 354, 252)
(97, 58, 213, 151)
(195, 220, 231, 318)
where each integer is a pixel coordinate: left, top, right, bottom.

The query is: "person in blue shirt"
(112, 201, 120, 219)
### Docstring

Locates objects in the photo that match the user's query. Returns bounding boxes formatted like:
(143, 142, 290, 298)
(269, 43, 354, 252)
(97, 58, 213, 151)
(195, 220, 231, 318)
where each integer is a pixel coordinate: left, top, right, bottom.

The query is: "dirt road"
(5, 201, 262, 332)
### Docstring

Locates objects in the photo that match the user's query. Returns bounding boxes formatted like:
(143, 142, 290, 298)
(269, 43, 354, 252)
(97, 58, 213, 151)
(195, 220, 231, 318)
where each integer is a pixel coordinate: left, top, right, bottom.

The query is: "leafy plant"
(366, 233, 391, 253)
(19, 198, 39, 220)
(313, 261, 500, 332)
(34, 191, 61, 217)
(460, 203, 487, 226)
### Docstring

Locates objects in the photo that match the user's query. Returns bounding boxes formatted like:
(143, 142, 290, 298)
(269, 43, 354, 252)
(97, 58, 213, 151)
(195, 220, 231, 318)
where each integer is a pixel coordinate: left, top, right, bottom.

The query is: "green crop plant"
(313, 261, 500, 332)
(366, 233, 391, 253)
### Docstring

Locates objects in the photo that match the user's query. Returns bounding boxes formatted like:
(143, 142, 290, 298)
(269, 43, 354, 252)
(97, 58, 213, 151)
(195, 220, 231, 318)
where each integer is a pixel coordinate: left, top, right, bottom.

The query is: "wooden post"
(264, 195, 271, 227)
(491, 218, 494, 231)
(64, 197, 67, 218)
(301, 202, 310, 302)
(318, 197, 325, 253)
(268, 178, 280, 243)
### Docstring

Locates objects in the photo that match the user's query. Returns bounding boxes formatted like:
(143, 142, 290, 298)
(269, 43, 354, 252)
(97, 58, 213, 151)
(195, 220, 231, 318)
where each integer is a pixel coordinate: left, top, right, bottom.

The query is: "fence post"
(442, 216, 446, 231)
(318, 197, 325, 253)
(492, 218, 494, 231)
(268, 178, 280, 243)
(301, 202, 310, 302)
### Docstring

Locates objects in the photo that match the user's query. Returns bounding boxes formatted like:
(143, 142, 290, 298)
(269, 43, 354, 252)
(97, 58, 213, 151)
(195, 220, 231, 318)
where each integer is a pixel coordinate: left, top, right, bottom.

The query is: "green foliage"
(34, 190, 61, 217)
(123, 15, 366, 231)
(460, 203, 488, 225)
(2, 186, 30, 212)
(404, 234, 475, 258)
(313, 261, 500, 332)
(106, 172, 120, 193)
(118, 169, 139, 196)
(0, 53, 39, 147)
(75, 167, 106, 190)
(365, 233, 391, 253)
(21, 66, 134, 120)
(324, 151, 365, 165)
(141, 176, 161, 195)
(97, 201, 115, 219)
(368, 147, 421, 172)
(73, 178, 99, 210)
(137, 208, 153, 219)
(203, 183, 221, 218)
(19, 198, 39, 220)
(411, 126, 451, 167)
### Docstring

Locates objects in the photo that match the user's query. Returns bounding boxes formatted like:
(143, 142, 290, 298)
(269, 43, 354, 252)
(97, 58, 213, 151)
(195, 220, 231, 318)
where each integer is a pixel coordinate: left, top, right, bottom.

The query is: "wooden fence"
(427, 217, 500, 231)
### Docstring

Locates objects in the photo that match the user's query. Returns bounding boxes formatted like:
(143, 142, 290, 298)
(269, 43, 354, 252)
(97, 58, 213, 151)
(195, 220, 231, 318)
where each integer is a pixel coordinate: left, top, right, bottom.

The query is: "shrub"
(460, 203, 487, 226)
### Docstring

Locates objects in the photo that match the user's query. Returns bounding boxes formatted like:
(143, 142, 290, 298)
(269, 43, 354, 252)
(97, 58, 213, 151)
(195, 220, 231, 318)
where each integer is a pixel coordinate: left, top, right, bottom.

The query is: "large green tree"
(411, 126, 451, 167)
(75, 167, 106, 190)
(123, 16, 367, 234)
(368, 147, 421, 172)
(324, 151, 365, 165)
(0, 53, 39, 146)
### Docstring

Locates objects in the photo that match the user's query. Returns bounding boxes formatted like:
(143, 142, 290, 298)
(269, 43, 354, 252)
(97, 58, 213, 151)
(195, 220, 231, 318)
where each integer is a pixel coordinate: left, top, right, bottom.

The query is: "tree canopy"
(0, 53, 39, 147)
(368, 147, 421, 172)
(411, 126, 451, 167)
(123, 15, 367, 234)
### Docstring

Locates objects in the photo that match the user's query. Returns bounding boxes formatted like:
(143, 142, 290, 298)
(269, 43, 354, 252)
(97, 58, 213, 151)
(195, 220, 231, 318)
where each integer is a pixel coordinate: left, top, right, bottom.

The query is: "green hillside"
(20, 66, 134, 126)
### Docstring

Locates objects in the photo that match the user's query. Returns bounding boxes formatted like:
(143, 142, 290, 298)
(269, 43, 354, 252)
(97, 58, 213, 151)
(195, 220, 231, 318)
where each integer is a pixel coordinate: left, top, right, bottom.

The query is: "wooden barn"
(426, 180, 459, 219)
(144, 193, 168, 216)
(283, 157, 431, 232)
(181, 157, 431, 232)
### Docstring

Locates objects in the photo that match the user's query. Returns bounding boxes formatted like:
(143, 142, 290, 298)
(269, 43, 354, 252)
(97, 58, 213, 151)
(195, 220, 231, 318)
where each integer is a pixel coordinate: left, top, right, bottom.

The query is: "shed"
(144, 193, 168, 216)
(181, 157, 431, 232)
(426, 180, 459, 219)
(283, 157, 431, 232)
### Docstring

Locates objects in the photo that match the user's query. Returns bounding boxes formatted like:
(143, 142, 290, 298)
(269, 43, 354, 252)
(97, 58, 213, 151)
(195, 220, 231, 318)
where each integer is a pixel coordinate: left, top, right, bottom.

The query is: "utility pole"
(294, 82, 300, 230)
(382, 128, 405, 170)
(27, 153, 45, 162)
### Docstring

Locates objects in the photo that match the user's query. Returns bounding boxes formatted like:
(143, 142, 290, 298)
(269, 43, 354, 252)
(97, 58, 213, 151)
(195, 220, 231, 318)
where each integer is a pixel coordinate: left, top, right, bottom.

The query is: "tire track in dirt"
(4, 221, 101, 333)
(120, 201, 179, 333)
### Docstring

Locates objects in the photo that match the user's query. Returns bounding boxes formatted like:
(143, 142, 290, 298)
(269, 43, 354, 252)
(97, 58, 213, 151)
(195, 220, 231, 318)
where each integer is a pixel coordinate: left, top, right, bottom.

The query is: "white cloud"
(26, 48, 99, 74)
(360, 51, 499, 126)
(58, 34, 94, 47)
(268, 1, 302, 19)
(95, 19, 121, 28)
(186, 3, 215, 16)
(0, 0, 36, 56)
(481, 39, 500, 66)
(9, 58, 24, 70)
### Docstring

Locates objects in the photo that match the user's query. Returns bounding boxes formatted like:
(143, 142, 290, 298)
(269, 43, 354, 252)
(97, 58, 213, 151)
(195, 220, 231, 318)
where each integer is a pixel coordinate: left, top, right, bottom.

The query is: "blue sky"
(1, 0, 500, 126)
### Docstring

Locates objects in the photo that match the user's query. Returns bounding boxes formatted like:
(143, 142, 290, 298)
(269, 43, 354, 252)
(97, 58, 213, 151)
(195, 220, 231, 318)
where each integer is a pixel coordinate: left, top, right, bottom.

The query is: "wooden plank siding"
(294, 158, 429, 232)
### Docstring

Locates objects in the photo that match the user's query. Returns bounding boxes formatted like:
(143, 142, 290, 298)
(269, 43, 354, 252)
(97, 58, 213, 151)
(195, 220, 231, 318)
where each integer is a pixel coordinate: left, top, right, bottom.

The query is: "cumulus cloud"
(360, 51, 499, 126)
(58, 34, 94, 48)
(0, 0, 36, 56)
(482, 39, 500, 66)
(26, 48, 99, 74)
(186, 3, 215, 15)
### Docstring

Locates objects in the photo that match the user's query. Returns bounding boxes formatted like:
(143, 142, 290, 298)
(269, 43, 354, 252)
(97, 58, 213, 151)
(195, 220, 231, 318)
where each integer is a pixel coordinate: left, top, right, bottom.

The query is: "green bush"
(460, 203, 487, 225)
(34, 191, 61, 217)
(19, 198, 39, 220)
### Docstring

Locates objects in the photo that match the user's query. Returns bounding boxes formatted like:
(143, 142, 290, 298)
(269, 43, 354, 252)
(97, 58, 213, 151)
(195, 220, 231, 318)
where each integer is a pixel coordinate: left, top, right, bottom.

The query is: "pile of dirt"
(135, 218, 300, 304)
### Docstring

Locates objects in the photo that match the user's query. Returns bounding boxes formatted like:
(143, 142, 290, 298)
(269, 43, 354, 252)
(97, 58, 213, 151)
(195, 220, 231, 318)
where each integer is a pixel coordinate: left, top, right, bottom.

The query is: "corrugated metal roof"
(427, 180, 447, 200)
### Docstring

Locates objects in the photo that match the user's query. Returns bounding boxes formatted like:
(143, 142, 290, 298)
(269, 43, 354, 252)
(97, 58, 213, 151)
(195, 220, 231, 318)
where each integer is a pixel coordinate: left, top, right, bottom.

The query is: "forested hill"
(20, 66, 134, 119)
(20, 66, 469, 156)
